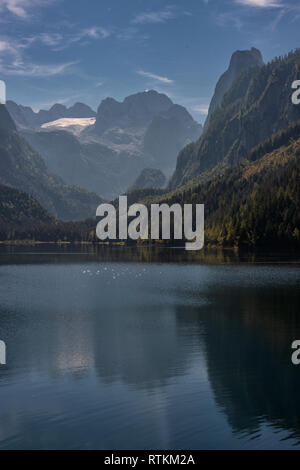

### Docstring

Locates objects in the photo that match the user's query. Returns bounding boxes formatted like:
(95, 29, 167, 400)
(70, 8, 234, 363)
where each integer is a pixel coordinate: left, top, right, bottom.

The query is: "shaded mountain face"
(84, 90, 202, 176)
(143, 104, 202, 172)
(204, 47, 264, 130)
(0, 104, 103, 221)
(6, 101, 96, 129)
(128, 168, 166, 192)
(23, 129, 144, 201)
(169, 49, 300, 188)
(92, 90, 173, 135)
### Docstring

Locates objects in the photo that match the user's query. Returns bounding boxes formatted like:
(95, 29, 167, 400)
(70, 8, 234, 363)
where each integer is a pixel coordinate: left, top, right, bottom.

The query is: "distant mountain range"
(7, 90, 202, 199)
(87, 90, 202, 174)
(6, 101, 96, 129)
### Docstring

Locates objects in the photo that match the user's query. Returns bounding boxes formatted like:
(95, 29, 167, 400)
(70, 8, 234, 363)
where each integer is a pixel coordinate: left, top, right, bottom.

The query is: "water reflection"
(201, 284, 300, 443)
(0, 246, 299, 449)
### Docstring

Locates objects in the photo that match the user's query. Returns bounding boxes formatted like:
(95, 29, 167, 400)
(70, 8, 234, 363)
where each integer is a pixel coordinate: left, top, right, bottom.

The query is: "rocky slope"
(169, 49, 300, 188)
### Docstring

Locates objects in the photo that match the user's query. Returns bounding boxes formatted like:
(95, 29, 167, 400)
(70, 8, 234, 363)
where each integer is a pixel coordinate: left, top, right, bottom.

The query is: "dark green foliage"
(249, 121, 300, 161)
(146, 137, 300, 248)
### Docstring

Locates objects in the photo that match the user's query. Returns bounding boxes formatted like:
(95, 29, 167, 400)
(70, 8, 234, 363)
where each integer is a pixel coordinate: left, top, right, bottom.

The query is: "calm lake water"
(0, 245, 300, 450)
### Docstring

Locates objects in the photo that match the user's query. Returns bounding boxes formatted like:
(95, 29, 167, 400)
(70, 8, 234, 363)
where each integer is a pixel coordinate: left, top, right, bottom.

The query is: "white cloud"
(132, 6, 178, 24)
(191, 105, 209, 115)
(38, 32, 63, 47)
(137, 70, 174, 84)
(236, 0, 283, 7)
(72, 27, 110, 42)
(0, 0, 54, 19)
(216, 12, 243, 30)
(0, 34, 78, 76)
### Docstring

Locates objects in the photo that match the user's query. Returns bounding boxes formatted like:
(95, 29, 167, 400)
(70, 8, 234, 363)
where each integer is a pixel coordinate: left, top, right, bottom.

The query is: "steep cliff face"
(204, 48, 264, 130)
(170, 49, 300, 188)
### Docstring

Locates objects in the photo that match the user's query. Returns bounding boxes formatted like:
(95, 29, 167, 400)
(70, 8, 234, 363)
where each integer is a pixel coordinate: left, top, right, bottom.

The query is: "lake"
(0, 245, 300, 450)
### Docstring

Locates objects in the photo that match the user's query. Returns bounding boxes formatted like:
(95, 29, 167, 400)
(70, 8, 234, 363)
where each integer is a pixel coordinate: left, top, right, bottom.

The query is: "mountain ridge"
(6, 101, 96, 129)
(169, 49, 300, 188)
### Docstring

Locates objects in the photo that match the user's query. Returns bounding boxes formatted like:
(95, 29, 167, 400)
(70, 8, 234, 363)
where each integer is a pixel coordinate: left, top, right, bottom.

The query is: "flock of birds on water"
(80, 265, 164, 283)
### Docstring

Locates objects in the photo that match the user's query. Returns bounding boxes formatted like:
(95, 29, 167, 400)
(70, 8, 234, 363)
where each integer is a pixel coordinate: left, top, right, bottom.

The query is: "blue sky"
(0, 0, 299, 123)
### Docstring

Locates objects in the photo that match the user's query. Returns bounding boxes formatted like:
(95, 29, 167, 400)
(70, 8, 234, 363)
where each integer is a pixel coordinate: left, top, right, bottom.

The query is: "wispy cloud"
(137, 70, 174, 84)
(132, 5, 182, 24)
(28, 26, 110, 51)
(0, 35, 77, 76)
(0, 0, 55, 19)
(236, 0, 283, 7)
(217, 0, 291, 31)
(72, 26, 110, 41)
(0, 59, 77, 77)
(216, 11, 244, 30)
(191, 105, 209, 116)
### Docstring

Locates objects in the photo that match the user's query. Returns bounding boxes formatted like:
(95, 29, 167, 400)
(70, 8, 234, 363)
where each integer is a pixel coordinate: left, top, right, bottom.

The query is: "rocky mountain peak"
(229, 47, 264, 74)
(94, 90, 173, 135)
(204, 47, 264, 129)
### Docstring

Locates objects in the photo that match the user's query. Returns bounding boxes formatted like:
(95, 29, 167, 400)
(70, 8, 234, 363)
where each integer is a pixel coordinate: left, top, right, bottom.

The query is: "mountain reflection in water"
(0, 245, 299, 449)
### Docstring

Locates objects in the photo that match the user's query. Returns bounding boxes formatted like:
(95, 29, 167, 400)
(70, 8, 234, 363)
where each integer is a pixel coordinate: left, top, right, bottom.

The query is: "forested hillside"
(146, 134, 300, 247)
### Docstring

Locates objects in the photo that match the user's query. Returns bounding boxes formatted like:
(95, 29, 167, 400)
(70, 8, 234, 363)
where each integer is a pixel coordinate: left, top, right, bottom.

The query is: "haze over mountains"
(7, 90, 202, 199)
(0, 104, 103, 221)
